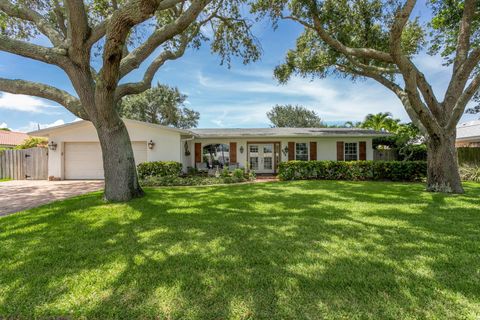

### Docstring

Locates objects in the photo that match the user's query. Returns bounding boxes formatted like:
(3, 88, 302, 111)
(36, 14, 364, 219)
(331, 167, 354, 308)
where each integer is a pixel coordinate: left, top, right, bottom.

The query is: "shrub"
(278, 160, 427, 182)
(137, 161, 182, 179)
(398, 144, 427, 161)
(15, 137, 48, 149)
(232, 168, 244, 180)
(139, 167, 256, 186)
(459, 164, 480, 182)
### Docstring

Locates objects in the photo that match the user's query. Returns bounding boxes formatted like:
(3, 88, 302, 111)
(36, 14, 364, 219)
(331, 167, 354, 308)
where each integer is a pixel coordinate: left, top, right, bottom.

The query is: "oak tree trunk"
(94, 114, 144, 201)
(426, 132, 464, 194)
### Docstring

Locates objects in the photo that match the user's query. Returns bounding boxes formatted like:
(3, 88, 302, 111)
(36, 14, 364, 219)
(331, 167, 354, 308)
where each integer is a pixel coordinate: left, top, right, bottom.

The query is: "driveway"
(0, 180, 104, 216)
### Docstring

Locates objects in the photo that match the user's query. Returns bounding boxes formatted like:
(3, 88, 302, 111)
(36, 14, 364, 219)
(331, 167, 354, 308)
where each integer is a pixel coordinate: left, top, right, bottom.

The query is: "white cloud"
(0, 122, 7, 129)
(0, 92, 60, 113)
(15, 119, 65, 133)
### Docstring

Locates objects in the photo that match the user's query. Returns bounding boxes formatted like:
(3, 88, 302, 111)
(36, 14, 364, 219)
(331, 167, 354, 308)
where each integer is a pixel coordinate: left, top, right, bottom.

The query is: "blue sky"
(0, 5, 477, 132)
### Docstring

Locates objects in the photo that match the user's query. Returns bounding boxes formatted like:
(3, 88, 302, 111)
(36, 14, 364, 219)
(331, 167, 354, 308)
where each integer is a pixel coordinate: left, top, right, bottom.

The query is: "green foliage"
(0, 128, 11, 131)
(397, 144, 427, 161)
(360, 112, 400, 132)
(267, 104, 324, 127)
(278, 160, 427, 182)
(14, 137, 47, 150)
(232, 168, 245, 180)
(138, 164, 253, 185)
(140, 172, 251, 186)
(429, 0, 480, 63)
(119, 84, 200, 129)
(136, 161, 182, 179)
(459, 164, 480, 182)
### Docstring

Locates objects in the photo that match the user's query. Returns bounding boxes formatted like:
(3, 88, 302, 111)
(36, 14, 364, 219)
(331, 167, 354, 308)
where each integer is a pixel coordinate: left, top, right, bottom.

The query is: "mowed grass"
(0, 181, 479, 319)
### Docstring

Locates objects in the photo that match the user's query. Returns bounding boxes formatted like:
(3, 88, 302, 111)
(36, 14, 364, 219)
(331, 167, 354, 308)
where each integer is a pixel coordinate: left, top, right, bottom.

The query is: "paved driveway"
(0, 180, 104, 216)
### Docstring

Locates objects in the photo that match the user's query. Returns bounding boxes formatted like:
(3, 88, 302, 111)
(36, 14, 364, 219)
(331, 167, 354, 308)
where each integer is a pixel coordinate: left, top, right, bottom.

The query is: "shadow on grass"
(0, 181, 479, 319)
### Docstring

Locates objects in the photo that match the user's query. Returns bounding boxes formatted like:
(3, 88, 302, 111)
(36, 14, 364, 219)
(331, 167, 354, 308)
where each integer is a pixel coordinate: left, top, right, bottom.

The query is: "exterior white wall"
(187, 137, 374, 170)
(46, 121, 182, 179)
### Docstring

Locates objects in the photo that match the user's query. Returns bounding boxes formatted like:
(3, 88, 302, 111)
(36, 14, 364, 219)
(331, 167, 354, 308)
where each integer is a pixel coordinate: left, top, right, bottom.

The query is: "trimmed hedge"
(137, 161, 182, 179)
(278, 160, 427, 182)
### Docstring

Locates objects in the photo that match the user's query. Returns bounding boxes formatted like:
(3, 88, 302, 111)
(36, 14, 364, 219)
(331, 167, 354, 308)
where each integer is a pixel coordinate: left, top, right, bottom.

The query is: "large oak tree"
(0, 0, 259, 201)
(253, 0, 480, 193)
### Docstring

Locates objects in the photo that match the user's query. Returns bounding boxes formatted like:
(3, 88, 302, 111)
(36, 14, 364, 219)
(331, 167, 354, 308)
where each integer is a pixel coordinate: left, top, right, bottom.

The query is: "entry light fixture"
(282, 146, 288, 157)
(147, 140, 155, 150)
(239, 146, 244, 154)
(48, 141, 57, 151)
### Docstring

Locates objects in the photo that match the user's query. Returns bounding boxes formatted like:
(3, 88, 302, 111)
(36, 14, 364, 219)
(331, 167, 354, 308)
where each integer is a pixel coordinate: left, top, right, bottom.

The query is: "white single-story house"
(30, 119, 388, 179)
(456, 120, 480, 147)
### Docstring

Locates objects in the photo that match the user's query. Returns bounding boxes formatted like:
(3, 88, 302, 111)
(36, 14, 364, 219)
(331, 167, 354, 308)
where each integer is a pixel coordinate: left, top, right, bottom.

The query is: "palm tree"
(361, 112, 400, 132)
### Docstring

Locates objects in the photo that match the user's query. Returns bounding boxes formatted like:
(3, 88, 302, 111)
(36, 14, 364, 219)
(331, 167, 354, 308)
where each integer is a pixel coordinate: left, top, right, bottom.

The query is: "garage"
(64, 141, 147, 179)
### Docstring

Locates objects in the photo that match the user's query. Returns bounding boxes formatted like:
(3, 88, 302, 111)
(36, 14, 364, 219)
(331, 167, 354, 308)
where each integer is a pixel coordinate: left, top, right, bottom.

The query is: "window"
(263, 145, 273, 153)
(250, 157, 259, 170)
(295, 143, 308, 161)
(344, 142, 358, 161)
(249, 145, 258, 153)
(202, 144, 229, 168)
(264, 157, 272, 169)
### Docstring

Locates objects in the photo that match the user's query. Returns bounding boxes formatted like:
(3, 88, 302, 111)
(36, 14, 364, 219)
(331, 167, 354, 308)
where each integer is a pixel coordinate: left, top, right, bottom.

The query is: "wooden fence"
(0, 147, 48, 180)
(457, 147, 480, 165)
(373, 149, 397, 161)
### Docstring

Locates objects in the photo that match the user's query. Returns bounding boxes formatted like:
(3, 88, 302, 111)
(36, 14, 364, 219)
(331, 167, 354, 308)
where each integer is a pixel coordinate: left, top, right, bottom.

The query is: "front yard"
(0, 181, 479, 319)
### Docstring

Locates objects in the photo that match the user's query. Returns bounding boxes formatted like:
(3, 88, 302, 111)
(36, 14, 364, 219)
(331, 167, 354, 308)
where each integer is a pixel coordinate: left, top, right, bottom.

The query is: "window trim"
(344, 142, 359, 161)
(295, 142, 309, 161)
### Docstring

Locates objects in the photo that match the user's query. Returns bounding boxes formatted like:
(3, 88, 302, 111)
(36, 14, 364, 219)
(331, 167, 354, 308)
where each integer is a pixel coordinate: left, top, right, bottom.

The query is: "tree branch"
(118, 0, 209, 79)
(443, 0, 478, 112)
(86, 0, 185, 48)
(388, 0, 443, 135)
(115, 35, 189, 100)
(64, 0, 91, 60)
(0, 78, 87, 119)
(448, 73, 480, 132)
(453, 0, 475, 73)
(336, 63, 425, 132)
(0, 0, 64, 46)
(0, 35, 67, 65)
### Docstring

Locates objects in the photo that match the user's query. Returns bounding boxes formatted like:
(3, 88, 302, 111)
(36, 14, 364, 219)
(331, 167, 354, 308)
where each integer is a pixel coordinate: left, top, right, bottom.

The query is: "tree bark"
(426, 132, 464, 194)
(94, 114, 144, 201)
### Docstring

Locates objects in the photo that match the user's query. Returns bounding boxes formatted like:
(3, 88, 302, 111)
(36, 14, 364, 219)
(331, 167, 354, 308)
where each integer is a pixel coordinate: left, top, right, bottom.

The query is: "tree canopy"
(267, 104, 324, 127)
(119, 84, 199, 129)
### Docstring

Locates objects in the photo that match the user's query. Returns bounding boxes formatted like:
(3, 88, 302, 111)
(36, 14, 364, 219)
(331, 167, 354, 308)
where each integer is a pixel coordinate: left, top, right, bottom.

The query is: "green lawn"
(1, 181, 479, 319)
(0, 178, 11, 182)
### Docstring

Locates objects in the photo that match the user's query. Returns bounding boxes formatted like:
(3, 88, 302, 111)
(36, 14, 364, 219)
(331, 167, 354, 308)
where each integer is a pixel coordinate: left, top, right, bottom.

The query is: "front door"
(248, 144, 275, 174)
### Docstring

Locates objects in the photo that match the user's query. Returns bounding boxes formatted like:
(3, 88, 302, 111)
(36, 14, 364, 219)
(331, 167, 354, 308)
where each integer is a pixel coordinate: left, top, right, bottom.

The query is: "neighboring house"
(30, 119, 388, 180)
(0, 130, 29, 148)
(456, 120, 480, 147)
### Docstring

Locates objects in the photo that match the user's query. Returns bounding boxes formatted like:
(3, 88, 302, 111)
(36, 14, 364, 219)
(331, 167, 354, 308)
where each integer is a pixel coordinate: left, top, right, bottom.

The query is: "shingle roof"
(190, 127, 389, 138)
(457, 120, 480, 141)
(0, 130, 29, 147)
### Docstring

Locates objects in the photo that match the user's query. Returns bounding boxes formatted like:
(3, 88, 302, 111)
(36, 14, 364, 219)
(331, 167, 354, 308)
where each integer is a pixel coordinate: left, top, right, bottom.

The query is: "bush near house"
(278, 160, 427, 182)
(137, 161, 182, 179)
(138, 162, 255, 186)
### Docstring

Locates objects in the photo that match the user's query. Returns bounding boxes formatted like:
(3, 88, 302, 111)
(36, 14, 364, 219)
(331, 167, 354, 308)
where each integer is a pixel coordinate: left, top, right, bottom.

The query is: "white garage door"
(64, 142, 147, 179)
